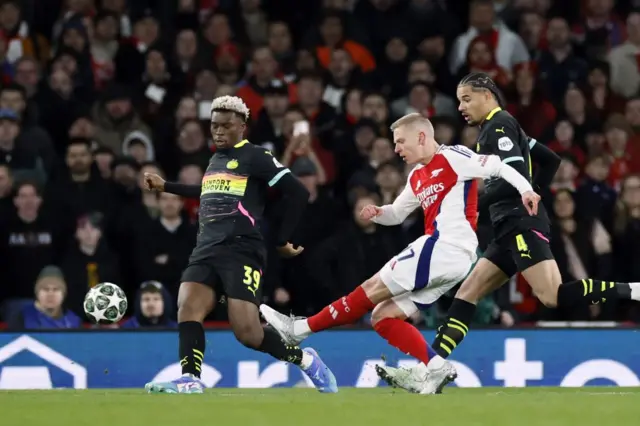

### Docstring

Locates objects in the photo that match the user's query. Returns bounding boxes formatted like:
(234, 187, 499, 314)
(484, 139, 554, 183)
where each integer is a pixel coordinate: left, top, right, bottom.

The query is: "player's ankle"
(300, 351, 314, 370)
(427, 355, 445, 371)
(293, 319, 312, 337)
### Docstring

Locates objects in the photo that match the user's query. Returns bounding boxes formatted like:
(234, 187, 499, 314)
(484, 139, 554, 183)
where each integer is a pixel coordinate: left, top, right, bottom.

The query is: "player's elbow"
(277, 173, 310, 202)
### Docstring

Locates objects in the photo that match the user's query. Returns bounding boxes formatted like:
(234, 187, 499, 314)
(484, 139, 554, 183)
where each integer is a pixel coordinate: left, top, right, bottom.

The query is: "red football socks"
(374, 317, 431, 364)
(307, 286, 375, 332)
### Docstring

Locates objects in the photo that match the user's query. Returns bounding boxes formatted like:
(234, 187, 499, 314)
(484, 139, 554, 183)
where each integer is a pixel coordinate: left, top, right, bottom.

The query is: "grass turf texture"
(2, 387, 638, 426)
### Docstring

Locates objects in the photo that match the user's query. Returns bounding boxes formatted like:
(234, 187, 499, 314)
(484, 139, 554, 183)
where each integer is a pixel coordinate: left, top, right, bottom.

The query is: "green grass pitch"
(2, 387, 638, 426)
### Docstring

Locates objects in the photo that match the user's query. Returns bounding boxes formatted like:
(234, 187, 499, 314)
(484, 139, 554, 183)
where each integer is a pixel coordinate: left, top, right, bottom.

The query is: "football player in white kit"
(259, 113, 540, 394)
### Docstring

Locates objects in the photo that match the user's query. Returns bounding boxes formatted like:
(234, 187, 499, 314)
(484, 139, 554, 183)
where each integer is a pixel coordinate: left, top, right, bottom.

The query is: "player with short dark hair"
(379, 72, 640, 393)
(143, 96, 338, 394)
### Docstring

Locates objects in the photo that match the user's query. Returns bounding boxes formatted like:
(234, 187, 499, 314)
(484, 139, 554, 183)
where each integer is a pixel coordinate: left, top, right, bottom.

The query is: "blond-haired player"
(260, 113, 540, 394)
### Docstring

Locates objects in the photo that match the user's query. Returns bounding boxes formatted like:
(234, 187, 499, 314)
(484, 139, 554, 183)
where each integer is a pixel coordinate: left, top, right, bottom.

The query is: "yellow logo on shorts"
(226, 159, 239, 169)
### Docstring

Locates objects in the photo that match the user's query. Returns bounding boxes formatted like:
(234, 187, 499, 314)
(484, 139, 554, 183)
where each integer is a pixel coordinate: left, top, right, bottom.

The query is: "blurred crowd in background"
(2, 0, 640, 329)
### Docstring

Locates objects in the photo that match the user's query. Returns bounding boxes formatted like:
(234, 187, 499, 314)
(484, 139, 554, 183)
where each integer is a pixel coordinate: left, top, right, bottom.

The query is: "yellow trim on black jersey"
(485, 107, 502, 121)
(234, 139, 249, 148)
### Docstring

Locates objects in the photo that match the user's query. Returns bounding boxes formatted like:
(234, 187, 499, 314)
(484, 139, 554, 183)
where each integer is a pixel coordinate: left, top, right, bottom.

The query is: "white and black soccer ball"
(83, 282, 128, 324)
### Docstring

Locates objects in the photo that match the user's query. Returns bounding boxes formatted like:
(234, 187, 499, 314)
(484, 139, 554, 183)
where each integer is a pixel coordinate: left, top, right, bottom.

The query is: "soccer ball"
(83, 282, 128, 324)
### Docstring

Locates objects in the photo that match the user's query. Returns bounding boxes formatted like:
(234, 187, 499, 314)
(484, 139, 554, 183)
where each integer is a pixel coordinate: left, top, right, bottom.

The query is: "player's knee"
(360, 275, 392, 305)
(177, 282, 214, 322)
(534, 287, 558, 308)
(456, 279, 481, 303)
(370, 305, 387, 327)
(232, 321, 262, 348)
(370, 301, 400, 327)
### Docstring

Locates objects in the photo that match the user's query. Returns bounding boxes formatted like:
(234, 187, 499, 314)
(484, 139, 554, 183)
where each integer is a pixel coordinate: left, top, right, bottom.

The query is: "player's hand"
(521, 190, 540, 216)
(500, 311, 515, 327)
(144, 172, 165, 192)
(360, 204, 382, 221)
(277, 243, 304, 258)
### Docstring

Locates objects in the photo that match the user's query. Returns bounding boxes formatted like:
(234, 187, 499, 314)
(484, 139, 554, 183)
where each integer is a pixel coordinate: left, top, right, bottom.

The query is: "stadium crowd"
(2, 0, 640, 329)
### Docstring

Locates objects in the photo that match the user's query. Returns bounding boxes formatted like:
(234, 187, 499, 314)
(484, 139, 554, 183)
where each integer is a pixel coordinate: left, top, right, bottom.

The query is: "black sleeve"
(164, 182, 202, 199)
(251, 149, 310, 246)
(529, 139, 561, 190)
(478, 121, 531, 210)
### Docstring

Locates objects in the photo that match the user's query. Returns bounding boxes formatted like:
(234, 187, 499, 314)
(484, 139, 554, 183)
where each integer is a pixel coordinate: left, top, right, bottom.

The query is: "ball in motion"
(83, 283, 128, 324)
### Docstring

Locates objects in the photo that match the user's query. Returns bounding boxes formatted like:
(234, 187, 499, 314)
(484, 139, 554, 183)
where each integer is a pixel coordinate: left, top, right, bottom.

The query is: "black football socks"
(258, 326, 304, 365)
(557, 279, 640, 307)
(432, 298, 476, 358)
(179, 321, 205, 377)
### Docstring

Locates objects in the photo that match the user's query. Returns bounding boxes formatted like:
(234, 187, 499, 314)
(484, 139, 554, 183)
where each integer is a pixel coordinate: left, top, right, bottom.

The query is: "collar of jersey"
(234, 139, 249, 148)
(485, 107, 501, 121)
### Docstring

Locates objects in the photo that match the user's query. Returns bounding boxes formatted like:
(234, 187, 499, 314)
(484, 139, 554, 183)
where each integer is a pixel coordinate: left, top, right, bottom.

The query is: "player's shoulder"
(482, 109, 519, 133)
(240, 141, 270, 157)
(439, 144, 474, 160)
(244, 141, 286, 169)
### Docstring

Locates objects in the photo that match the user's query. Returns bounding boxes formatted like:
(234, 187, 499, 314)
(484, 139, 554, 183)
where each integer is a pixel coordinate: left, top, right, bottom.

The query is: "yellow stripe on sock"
(447, 323, 468, 337)
(610, 281, 615, 289)
(582, 279, 588, 296)
(194, 353, 203, 362)
(193, 349, 204, 358)
(589, 279, 593, 294)
(439, 342, 452, 355)
(442, 334, 457, 349)
(449, 318, 469, 333)
(195, 365, 201, 372)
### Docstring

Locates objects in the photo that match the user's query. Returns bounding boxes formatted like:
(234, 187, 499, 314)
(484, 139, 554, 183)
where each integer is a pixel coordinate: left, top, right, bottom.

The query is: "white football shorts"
(379, 234, 476, 317)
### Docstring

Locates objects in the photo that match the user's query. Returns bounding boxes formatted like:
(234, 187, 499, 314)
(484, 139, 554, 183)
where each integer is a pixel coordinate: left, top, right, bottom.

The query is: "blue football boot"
(145, 374, 205, 394)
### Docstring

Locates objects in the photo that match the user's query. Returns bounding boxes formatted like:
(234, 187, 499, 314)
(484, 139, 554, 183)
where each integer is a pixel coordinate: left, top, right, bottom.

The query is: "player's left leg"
(227, 298, 337, 393)
(371, 299, 435, 367)
(371, 298, 444, 393)
(513, 230, 640, 310)
(222, 244, 338, 393)
(374, 240, 476, 394)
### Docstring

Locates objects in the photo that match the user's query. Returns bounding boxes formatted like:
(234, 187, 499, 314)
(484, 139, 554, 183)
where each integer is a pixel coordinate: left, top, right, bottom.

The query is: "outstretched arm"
(370, 174, 421, 226)
(444, 145, 533, 195)
(144, 172, 202, 199)
(164, 182, 203, 199)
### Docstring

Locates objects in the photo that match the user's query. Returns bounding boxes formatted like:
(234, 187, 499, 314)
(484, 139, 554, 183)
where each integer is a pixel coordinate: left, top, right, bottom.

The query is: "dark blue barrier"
(0, 330, 638, 389)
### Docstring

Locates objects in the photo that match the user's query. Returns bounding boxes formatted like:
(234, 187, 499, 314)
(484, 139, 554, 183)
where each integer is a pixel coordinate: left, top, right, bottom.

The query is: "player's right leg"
(260, 236, 434, 346)
(259, 271, 392, 345)
(431, 242, 513, 360)
(145, 263, 216, 394)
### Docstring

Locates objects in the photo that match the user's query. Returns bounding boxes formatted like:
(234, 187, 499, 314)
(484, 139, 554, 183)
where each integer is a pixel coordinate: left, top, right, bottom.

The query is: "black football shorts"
(482, 228, 555, 278)
(181, 238, 266, 305)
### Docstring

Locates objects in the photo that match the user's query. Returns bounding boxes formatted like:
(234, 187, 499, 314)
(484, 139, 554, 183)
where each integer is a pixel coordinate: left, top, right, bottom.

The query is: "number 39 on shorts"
(243, 265, 261, 296)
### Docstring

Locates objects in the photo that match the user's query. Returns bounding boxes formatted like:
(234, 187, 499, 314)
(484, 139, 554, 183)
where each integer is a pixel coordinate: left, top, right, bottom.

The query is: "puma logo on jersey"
(431, 168, 443, 178)
(496, 127, 505, 133)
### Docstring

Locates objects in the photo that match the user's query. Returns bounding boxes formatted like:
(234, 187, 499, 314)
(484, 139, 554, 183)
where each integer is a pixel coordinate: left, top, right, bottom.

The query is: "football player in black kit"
(143, 96, 338, 393)
(420, 72, 640, 391)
